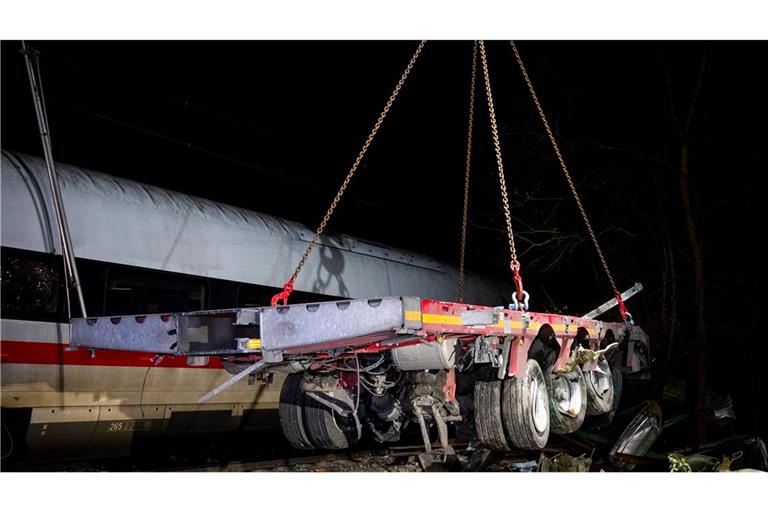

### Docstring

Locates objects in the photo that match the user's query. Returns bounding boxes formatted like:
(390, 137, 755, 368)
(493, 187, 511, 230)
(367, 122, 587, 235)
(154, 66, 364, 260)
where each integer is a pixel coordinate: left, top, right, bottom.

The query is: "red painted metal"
(507, 336, 534, 378)
(616, 292, 630, 322)
(0, 340, 225, 369)
(406, 298, 622, 377)
(443, 368, 456, 402)
(511, 261, 525, 303)
(338, 368, 358, 391)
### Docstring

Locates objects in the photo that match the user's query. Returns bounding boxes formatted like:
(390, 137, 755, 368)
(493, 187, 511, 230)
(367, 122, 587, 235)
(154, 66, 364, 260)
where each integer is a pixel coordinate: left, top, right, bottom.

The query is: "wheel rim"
(589, 361, 611, 397)
(530, 376, 548, 433)
(552, 373, 582, 417)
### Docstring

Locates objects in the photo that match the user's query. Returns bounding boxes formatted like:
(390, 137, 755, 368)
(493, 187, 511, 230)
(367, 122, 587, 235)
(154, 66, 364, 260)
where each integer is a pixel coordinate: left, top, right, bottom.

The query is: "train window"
(237, 284, 275, 308)
(1, 248, 65, 322)
(104, 266, 207, 315)
(237, 284, 343, 307)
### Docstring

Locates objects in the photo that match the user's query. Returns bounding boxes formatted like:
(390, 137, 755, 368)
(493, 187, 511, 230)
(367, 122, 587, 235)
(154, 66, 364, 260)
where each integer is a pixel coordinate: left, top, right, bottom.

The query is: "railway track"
(9, 427, 639, 472)
(171, 443, 471, 472)
(10, 435, 471, 472)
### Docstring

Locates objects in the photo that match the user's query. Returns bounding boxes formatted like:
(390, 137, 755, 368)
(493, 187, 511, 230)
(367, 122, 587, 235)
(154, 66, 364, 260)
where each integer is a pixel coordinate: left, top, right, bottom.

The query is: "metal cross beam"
(581, 283, 644, 320)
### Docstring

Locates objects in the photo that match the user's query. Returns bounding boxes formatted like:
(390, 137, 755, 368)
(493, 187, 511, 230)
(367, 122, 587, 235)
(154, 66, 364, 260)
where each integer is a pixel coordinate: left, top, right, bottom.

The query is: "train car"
(0, 149, 509, 464)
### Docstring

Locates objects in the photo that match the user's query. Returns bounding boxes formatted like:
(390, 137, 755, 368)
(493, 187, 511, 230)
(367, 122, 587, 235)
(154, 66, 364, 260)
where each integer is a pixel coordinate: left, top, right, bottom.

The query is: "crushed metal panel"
(259, 297, 408, 358)
(70, 308, 262, 355)
(70, 314, 181, 354)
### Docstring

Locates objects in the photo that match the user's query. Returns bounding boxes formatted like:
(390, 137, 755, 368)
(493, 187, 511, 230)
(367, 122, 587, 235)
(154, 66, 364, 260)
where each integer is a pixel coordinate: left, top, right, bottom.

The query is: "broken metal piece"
(609, 400, 663, 470)
(197, 359, 268, 403)
(558, 342, 619, 374)
(582, 283, 643, 320)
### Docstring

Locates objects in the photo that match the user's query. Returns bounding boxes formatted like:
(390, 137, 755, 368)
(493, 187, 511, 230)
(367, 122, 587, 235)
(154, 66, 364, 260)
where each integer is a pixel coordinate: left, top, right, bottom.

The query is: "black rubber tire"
(543, 364, 587, 434)
(585, 356, 615, 416)
(474, 369, 510, 451)
(304, 399, 360, 450)
(502, 359, 550, 450)
(278, 373, 314, 450)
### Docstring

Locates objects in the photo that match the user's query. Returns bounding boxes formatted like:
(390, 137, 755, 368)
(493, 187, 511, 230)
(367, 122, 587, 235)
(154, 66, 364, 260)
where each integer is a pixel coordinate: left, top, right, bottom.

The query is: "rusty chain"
(456, 42, 478, 303)
(509, 40, 621, 301)
(478, 41, 521, 276)
(272, 41, 427, 306)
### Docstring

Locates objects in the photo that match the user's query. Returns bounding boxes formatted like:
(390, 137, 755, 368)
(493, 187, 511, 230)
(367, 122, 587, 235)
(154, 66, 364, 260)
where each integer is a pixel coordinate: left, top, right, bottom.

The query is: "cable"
(354, 352, 361, 413)
(139, 355, 162, 419)
(1, 423, 14, 460)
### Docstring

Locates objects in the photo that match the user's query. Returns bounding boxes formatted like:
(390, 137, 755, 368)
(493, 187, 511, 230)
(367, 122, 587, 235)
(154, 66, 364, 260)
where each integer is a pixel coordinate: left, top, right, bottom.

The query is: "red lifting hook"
(615, 292, 631, 323)
(511, 262, 525, 302)
(271, 278, 295, 307)
(510, 262, 530, 311)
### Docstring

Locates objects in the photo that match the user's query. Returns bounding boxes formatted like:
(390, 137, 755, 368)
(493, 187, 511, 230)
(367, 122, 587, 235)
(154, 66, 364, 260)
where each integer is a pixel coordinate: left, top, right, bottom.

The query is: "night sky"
(2, 40, 767, 442)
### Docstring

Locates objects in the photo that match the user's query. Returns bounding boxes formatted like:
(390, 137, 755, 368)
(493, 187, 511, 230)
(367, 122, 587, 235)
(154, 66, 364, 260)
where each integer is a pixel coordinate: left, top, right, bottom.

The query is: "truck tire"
(304, 394, 360, 450)
(585, 356, 614, 415)
(502, 359, 550, 450)
(278, 373, 315, 450)
(543, 364, 587, 434)
(474, 370, 510, 451)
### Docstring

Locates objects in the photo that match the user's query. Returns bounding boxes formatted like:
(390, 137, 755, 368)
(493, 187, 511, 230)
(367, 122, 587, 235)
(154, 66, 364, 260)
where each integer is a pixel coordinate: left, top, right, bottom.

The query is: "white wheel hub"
(553, 373, 582, 418)
(530, 376, 549, 433)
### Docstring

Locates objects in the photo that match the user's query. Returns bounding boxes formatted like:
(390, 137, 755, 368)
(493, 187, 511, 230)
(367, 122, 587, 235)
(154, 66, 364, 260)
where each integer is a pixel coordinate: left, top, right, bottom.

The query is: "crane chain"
(272, 40, 427, 306)
(478, 41, 528, 308)
(456, 42, 478, 303)
(509, 40, 629, 320)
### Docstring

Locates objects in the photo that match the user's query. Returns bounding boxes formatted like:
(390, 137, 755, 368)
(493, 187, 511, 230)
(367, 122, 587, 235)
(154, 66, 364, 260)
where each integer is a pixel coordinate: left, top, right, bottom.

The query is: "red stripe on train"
(0, 340, 224, 369)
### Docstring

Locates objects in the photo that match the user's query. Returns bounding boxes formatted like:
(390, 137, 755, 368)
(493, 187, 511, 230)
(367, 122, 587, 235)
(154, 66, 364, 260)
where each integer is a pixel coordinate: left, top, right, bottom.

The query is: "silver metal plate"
(259, 297, 407, 355)
(70, 308, 261, 355)
(70, 314, 181, 353)
(460, 309, 495, 326)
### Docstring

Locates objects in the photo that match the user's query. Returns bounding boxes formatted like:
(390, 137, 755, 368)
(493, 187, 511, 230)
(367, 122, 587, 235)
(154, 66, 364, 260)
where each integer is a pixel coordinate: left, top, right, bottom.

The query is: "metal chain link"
(478, 40, 520, 273)
(273, 41, 427, 305)
(456, 42, 478, 303)
(509, 40, 620, 298)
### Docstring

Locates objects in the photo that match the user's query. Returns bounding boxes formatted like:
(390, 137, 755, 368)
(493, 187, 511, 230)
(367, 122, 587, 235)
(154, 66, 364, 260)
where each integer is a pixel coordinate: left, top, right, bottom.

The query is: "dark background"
(2, 40, 766, 445)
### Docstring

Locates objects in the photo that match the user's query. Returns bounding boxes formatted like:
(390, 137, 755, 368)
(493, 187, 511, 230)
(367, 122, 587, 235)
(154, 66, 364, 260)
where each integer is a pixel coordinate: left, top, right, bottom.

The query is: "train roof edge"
(1, 150, 509, 305)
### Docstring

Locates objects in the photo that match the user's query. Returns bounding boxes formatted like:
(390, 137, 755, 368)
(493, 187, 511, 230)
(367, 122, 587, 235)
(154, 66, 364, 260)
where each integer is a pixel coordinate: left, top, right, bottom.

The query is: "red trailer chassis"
(70, 295, 646, 460)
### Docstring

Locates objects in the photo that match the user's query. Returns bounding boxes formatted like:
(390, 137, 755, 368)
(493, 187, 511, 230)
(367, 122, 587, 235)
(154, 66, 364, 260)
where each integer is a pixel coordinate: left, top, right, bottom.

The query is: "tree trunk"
(679, 142, 707, 445)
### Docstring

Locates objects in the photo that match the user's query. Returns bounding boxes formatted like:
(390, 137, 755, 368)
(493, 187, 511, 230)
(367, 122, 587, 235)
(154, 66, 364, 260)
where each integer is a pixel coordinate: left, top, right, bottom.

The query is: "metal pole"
(197, 360, 268, 404)
(22, 41, 88, 318)
(581, 282, 643, 320)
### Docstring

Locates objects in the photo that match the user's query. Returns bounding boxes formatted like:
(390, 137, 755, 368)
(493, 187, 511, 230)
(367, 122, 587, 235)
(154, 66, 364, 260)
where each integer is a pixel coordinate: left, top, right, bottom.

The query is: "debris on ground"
(263, 453, 421, 472)
(667, 452, 692, 472)
(538, 452, 592, 472)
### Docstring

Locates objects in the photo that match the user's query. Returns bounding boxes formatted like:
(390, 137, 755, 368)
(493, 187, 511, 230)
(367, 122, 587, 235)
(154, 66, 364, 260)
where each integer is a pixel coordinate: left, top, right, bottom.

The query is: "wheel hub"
(553, 373, 582, 417)
(589, 361, 611, 397)
(530, 377, 549, 433)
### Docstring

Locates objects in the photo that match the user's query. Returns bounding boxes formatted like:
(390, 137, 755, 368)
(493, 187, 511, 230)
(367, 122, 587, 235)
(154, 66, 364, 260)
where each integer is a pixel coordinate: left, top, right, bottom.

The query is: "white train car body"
(0, 150, 508, 460)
